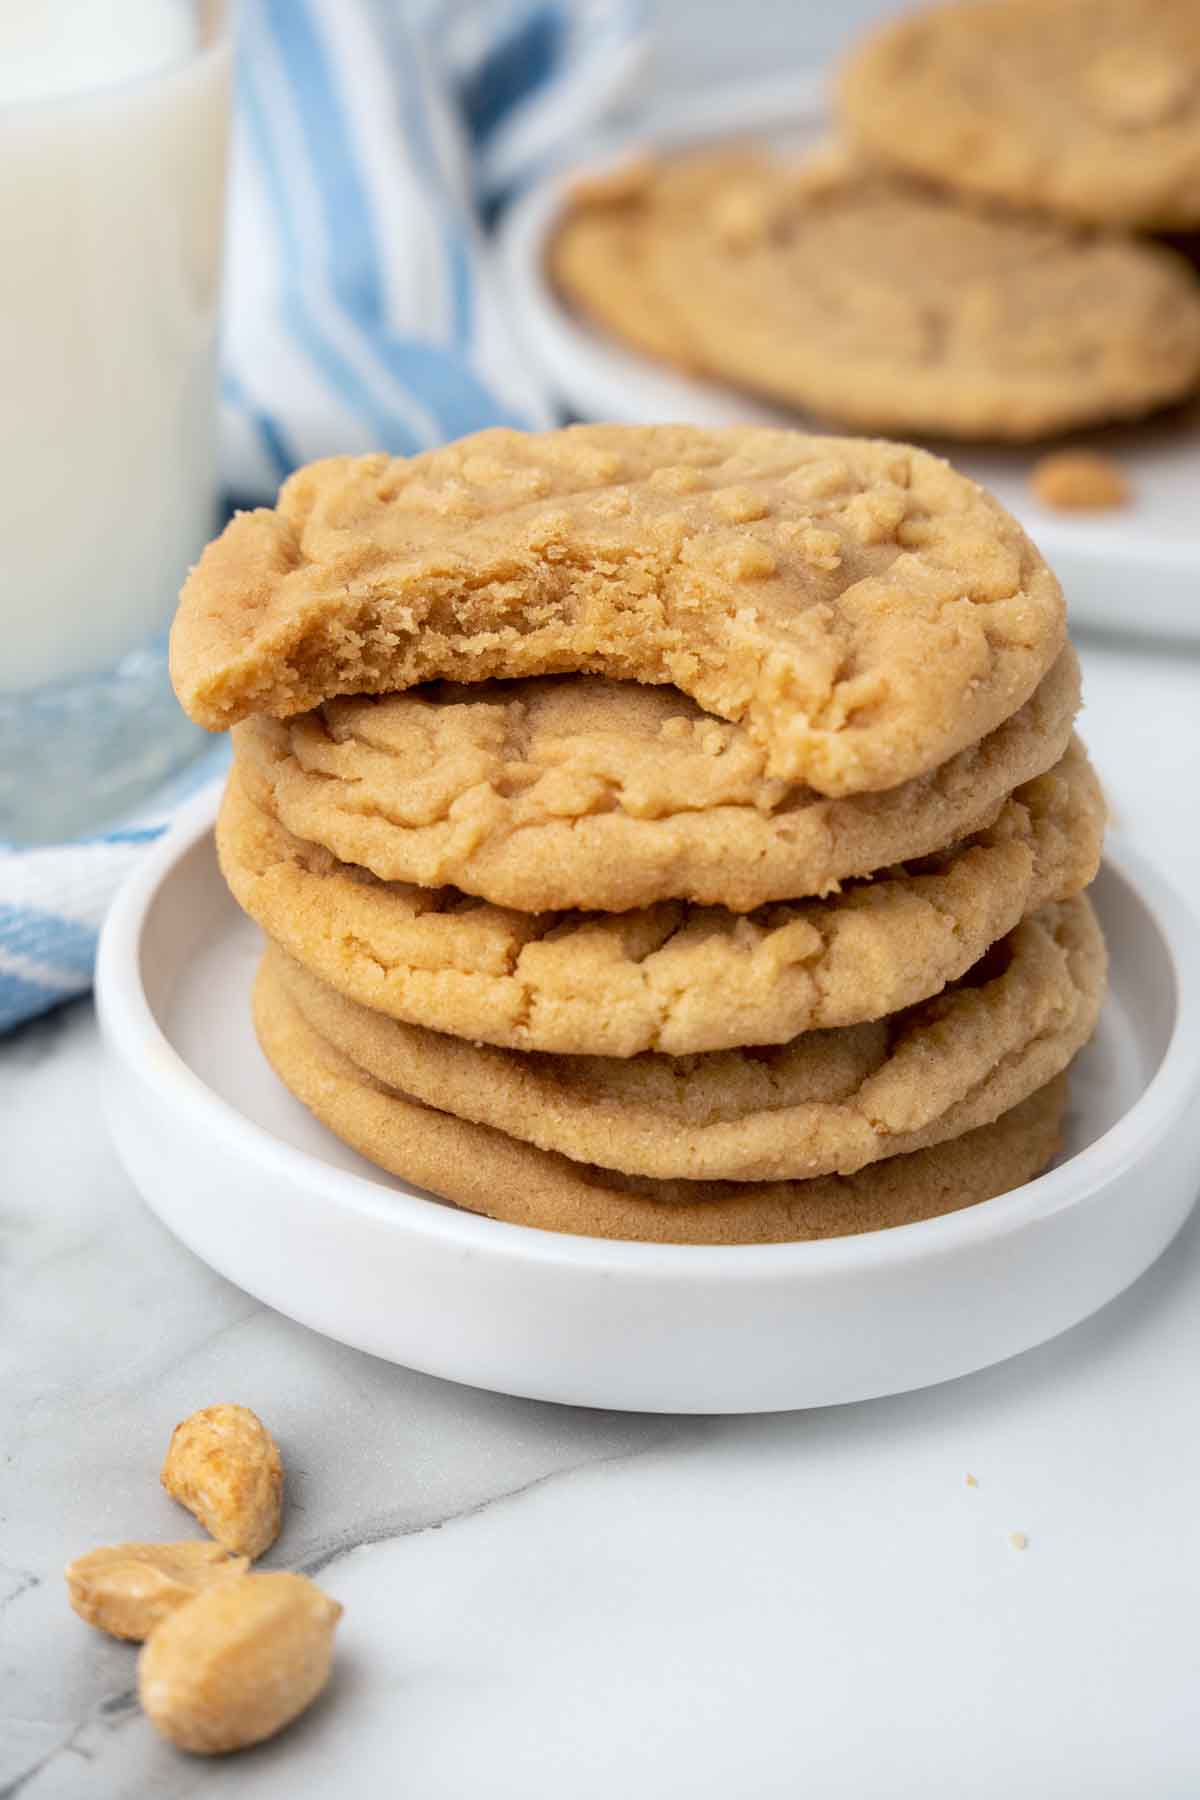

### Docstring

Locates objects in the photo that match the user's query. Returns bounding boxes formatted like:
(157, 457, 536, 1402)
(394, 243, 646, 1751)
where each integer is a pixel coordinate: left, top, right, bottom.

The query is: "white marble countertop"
(3, 619, 1200, 1799)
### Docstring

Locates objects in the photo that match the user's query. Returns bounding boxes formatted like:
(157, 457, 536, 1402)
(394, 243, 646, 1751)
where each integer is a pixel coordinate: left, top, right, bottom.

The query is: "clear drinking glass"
(0, 1, 230, 844)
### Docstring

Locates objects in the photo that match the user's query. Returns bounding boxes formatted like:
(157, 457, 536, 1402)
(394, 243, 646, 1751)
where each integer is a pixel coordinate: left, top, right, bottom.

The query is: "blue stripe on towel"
(462, 4, 562, 147)
(0, 906, 99, 979)
(269, 0, 524, 438)
(238, 50, 425, 458)
(0, 969, 67, 1033)
(265, 0, 383, 323)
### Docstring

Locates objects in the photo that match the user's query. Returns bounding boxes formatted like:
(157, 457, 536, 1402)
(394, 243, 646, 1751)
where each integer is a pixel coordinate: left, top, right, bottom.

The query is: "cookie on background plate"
(172, 425, 1065, 799)
(261, 892, 1104, 1184)
(220, 738, 1103, 1056)
(254, 954, 1069, 1244)
(552, 148, 1200, 439)
(840, 0, 1200, 230)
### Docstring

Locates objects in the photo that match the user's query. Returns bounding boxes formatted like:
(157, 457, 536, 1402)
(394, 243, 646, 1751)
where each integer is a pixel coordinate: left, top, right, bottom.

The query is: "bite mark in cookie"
(171, 425, 1065, 798)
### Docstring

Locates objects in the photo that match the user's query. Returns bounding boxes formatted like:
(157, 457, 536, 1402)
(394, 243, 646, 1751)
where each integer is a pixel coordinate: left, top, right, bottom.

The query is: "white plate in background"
(495, 75, 1200, 641)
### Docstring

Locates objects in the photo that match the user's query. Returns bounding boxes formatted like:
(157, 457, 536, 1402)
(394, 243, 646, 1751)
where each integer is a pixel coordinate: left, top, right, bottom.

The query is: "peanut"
(161, 1405, 283, 1558)
(1030, 451, 1129, 512)
(65, 1541, 249, 1641)
(138, 1572, 342, 1754)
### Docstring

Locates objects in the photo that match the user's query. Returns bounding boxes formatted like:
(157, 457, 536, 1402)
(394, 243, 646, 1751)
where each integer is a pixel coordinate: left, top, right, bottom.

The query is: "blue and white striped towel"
(0, 745, 231, 1034)
(223, 0, 645, 497)
(1, 0, 646, 1035)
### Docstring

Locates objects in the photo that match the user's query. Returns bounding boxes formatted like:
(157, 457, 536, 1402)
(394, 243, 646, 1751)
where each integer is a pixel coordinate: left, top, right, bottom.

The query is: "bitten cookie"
(171, 425, 1065, 798)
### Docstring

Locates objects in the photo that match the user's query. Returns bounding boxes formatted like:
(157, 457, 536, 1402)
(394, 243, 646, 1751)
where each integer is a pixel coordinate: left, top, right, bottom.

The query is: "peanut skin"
(161, 1404, 283, 1559)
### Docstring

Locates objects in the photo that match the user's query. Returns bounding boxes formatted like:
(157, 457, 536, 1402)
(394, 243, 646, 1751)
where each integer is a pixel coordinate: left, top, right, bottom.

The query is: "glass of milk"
(0, 0, 230, 843)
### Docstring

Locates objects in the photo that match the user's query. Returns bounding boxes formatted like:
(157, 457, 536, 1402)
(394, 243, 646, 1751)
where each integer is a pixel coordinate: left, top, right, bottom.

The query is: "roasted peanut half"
(65, 1542, 250, 1641)
(161, 1404, 283, 1558)
(138, 1572, 342, 1754)
(1030, 451, 1129, 512)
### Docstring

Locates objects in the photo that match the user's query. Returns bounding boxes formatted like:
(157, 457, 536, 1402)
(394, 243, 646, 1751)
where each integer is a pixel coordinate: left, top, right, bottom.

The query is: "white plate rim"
(97, 786, 1200, 1282)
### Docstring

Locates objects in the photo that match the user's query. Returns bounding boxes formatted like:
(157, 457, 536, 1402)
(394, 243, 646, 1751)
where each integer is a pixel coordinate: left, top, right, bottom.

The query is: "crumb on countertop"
(1030, 451, 1130, 512)
(964, 1472, 979, 1488)
(1007, 1531, 1029, 1551)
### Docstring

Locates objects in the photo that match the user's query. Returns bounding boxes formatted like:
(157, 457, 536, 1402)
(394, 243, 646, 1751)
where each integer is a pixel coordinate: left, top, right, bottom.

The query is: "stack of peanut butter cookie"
(171, 424, 1107, 1244)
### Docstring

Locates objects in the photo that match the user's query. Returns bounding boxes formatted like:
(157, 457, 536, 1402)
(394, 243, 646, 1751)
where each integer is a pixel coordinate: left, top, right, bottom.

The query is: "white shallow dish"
(496, 74, 1200, 641)
(97, 788, 1200, 1415)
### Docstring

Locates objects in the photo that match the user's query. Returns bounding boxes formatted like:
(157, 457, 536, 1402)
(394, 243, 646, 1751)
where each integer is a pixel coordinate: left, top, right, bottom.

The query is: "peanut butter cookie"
(219, 740, 1102, 1056)
(254, 953, 1068, 1243)
(552, 148, 1200, 438)
(172, 425, 1065, 797)
(840, 0, 1200, 230)
(260, 892, 1104, 1184)
(232, 649, 1080, 914)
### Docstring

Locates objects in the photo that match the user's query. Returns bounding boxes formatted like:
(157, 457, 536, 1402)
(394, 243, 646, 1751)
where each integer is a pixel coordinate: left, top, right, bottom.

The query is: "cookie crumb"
(964, 1472, 978, 1488)
(1030, 452, 1129, 512)
(1007, 1531, 1028, 1551)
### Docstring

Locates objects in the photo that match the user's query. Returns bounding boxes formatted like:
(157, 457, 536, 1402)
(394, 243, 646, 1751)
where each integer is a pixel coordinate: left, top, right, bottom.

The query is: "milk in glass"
(0, 1, 229, 695)
(0, 2, 228, 841)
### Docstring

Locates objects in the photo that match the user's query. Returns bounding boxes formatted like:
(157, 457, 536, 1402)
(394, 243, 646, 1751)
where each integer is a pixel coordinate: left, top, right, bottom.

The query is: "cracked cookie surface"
(552, 148, 1200, 438)
(254, 957, 1068, 1243)
(172, 425, 1065, 798)
(840, 0, 1200, 230)
(259, 893, 1104, 1183)
(220, 739, 1102, 1056)
(232, 649, 1080, 914)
